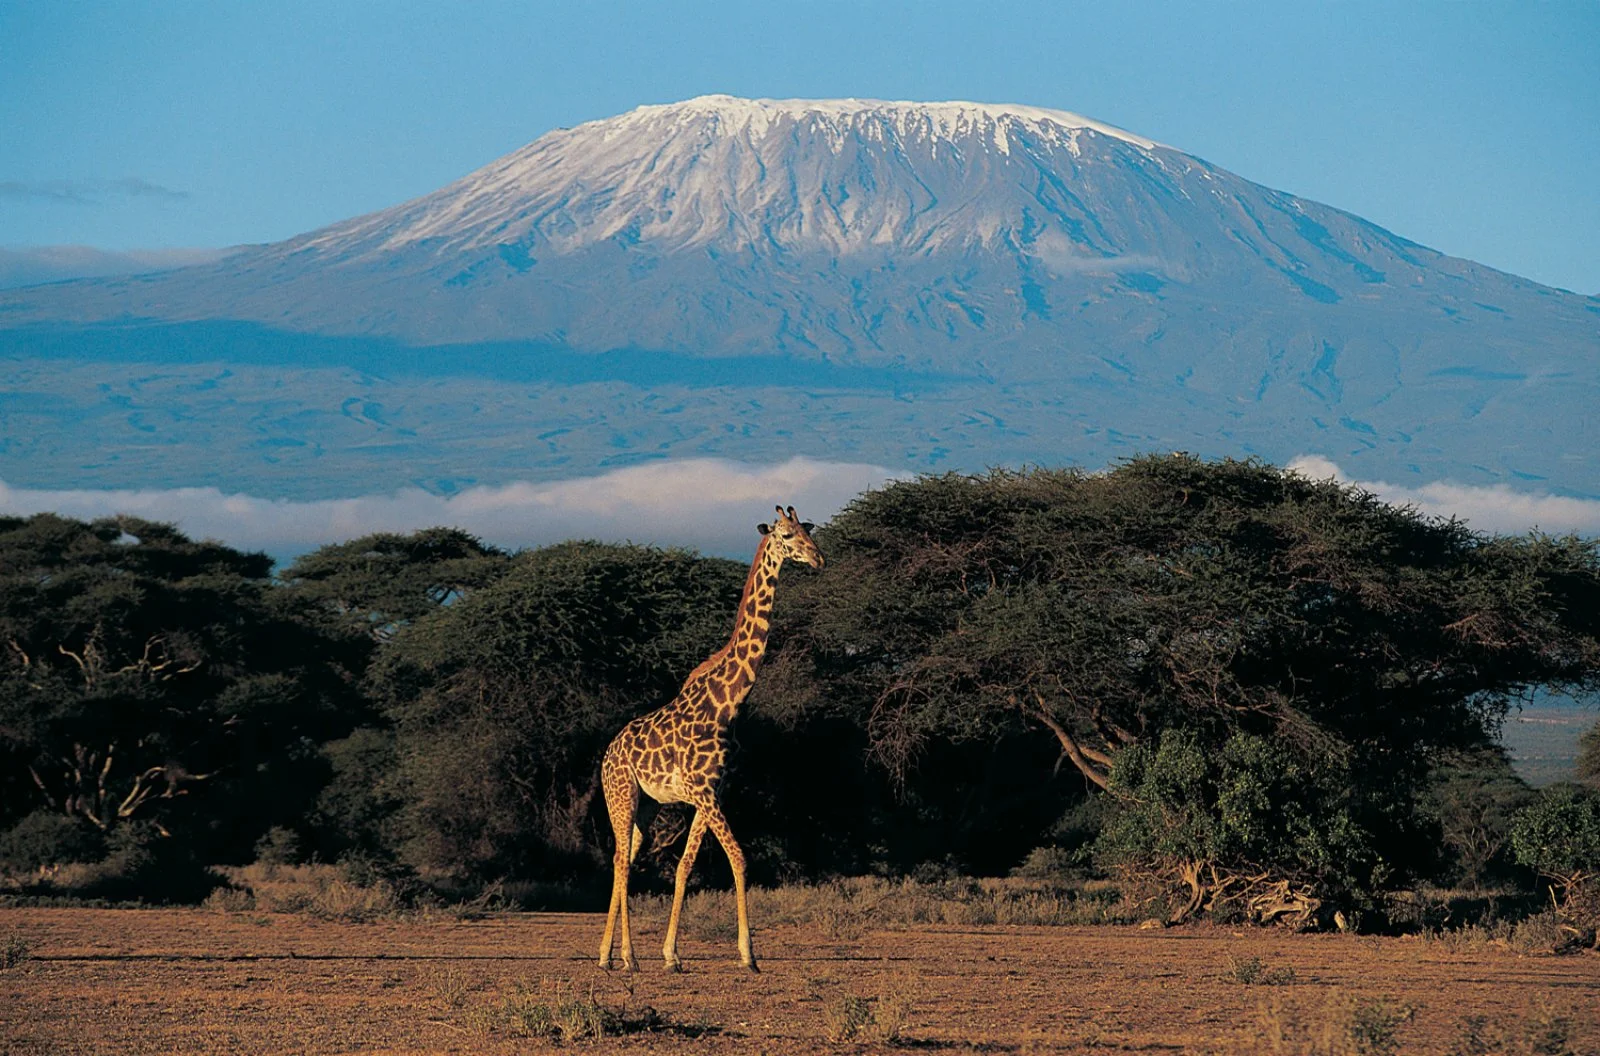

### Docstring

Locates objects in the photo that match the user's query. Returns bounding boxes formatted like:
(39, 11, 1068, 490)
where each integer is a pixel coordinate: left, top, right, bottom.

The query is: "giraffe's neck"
(692, 535, 784, 724)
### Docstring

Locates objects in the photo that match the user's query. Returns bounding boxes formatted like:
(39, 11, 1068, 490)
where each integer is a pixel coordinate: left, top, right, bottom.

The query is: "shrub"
(1095, 729, 1385, 924)
(0, 811, 105, 872)
(1, 933, 33, 970)
(1244, 992, 1413, 1055)
(460, 977, 679, 1042)
(1229, 955, 1296, 986)
(253, 826, 303, 866)
(1511, 783, 1600, 941)
(1448, 1005, 1581, 1056)
(1511, 784, 1600, 894)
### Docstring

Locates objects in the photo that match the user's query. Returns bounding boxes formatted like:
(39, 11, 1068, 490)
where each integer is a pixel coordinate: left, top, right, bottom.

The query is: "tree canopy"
(4, 457, 1598, 920)
(0, 514, 368, 882)
(754, 456, 1600, 911)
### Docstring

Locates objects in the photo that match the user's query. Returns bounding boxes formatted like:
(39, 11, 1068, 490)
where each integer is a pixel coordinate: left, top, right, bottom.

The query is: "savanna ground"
(2, 901, 1596, 1055)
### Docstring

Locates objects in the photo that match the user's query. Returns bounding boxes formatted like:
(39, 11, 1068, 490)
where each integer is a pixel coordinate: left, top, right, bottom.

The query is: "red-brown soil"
(2, 907, 1596, 1054)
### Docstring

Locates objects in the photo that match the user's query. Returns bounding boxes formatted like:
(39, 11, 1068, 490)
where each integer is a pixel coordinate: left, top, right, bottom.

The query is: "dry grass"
(630, 874, 1135, 942)
(7, 906, 1600, 1054)
(1, 932, 33, 970)
(1230, 954, 1299, 986)
(1446, 1004, 1587, 1056)
(456, 975, 712, 1043)
(1418, 911, 1586, 956)
(208, 863, 405, 921)
(1240, 991, 1414, 1056)
(816, 973, 918, 1043)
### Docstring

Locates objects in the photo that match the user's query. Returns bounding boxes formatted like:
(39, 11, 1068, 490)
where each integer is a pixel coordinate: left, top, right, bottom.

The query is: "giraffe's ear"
(799, 522, 815, 534)
(757, 523, 772, 535)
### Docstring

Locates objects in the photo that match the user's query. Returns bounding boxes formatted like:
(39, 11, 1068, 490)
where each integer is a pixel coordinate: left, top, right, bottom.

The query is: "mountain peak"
(293, 93, 1175, 260)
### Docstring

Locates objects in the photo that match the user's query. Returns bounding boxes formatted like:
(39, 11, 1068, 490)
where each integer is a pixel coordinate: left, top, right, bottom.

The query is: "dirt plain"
(2, 906, 1596, 1054)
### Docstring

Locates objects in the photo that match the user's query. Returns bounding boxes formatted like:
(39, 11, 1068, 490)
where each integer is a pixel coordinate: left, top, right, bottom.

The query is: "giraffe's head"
(758, 505, 825, 570)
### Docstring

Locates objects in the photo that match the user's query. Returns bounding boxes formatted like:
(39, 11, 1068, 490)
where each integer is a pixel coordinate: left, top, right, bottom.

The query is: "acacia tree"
(0, 514, 366, 871)
(760, 456, 1600, 912)
(364, 541, 745, 882)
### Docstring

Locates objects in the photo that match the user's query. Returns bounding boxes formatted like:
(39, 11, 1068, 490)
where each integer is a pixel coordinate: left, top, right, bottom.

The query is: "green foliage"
(368, 540, 745, 879)
(1511, 783, 1600, 885)
(0, 513, 369, 879)
(1426, 747, 1534, 888)
(759, 455, 1600, 896)
(1094, 728, 1386, 915)
(306, 726, 403, 861)
(4, 459, 1598, 909)
(0, 810, 105, 871)
(279, 527, 509, 641)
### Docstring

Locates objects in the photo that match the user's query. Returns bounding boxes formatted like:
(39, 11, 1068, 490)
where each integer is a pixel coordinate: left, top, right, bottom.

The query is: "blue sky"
(2, 1, 1598, 293)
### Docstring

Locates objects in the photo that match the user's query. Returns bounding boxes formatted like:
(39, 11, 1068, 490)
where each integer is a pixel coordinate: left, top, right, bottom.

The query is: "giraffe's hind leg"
(701, 802, 757, 972)
(597, 757, 640, 972)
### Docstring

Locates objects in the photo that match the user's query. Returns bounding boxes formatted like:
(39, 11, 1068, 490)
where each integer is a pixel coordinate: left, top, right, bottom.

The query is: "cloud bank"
(0, 457, 902, 563)
(1288, 455, 1600, 535)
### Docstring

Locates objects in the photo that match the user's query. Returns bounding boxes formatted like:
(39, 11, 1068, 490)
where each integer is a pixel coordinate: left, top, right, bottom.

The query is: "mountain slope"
(1, 96, 1596, 499)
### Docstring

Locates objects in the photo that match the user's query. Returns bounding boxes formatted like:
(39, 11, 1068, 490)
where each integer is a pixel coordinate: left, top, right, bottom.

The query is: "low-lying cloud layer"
(1288, 455, 1600, 535)
(5, 456, 1592, 569)
(0, 457, 901, 563)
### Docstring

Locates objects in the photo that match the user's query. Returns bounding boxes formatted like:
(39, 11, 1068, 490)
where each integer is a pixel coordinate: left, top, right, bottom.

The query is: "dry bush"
(821, 994, 875, 1043)
(1229, 954, 1297, 986)
(818, 975, 917, 1043)
(1, 933, 34, 970)
(1446, 1004, 1587, 1056)
(201, 886, 255, 913)
(1422, 910, 1590, 956)
(213, 863, 404, 921)
(457, 975, 697, 1043)
(1241, 991, 1413, 1056)
(430, 965, 478, 1009)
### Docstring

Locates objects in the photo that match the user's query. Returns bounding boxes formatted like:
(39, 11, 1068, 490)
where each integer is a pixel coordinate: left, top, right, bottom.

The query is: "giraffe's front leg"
(662, 809, 709, 971)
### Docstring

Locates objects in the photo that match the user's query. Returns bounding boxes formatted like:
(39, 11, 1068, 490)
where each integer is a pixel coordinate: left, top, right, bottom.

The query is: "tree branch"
(1024, 693, 1111, 790)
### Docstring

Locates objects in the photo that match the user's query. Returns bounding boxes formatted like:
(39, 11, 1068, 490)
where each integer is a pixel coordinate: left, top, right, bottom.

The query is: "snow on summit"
(300, 94, 1173, 258)
(603, 95, 1163, 151)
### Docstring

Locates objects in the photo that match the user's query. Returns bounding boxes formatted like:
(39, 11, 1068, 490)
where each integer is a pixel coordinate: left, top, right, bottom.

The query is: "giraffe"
(597, 505, 824, 973)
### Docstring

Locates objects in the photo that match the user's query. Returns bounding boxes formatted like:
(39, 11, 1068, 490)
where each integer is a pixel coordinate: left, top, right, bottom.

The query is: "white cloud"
(1023, 230, 1165, 278)
(1287, 455, 1600, 535)
(0, 457, 902, 561)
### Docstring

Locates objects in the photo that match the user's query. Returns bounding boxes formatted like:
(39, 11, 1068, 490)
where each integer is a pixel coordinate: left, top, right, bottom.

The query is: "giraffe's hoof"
(663, 959, 684, 973)
(742, 959, 761, 974)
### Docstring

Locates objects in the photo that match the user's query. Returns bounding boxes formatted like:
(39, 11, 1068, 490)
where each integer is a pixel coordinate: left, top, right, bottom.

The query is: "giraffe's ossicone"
(597, 504, 824, 973)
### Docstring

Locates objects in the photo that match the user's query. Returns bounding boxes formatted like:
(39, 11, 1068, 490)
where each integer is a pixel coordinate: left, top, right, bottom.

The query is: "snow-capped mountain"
(1, 96, 1596, 500)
